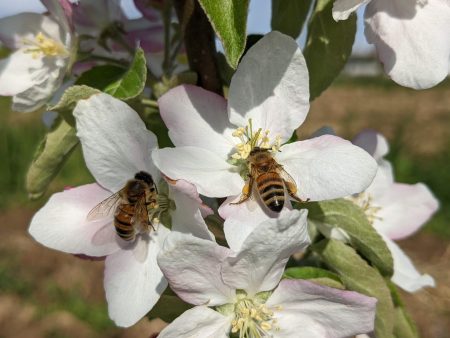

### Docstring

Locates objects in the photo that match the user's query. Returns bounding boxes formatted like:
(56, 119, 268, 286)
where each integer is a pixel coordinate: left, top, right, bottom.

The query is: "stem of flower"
(173, 0, 223, 96)
(141, 98, 159, 108)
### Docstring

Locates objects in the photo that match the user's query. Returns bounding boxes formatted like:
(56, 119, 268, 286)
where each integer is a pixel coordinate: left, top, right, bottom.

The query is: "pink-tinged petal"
(352, 129, 389, 161)
(152, 147, 244, 197)
(365, 0, 450, 89)
(277, 135, 378, 201)
(0, 13, 61, 49)
(71, 0, 124, 35)
(332, 0, 371, 21)
(374, 183, 439, 240)
(267, 279, 377, 338)
(382, 235, 435, 292)
(158, 85, 235, 158)
(363, 160, 394, 200)
(221, 210, 310, 295)
(12, 65, 65, 113)
(168, 179, 215, 241)
(29, 184, 121, 257)
(125, 24, 164, 53)
(0, 50, 45, 96)
(158, 306, 231, 338)
(228, 31, 310, 143)
(219, 196, 294, 252)
(134, 0, 162, 21)
(157, 232, 235, 306)
(104, 226, 170, 327)
(42, 0, 73, 35)
(74, 93, 160, 193)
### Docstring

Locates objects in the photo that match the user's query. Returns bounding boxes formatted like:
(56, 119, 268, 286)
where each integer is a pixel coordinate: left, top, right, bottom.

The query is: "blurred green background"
(0, 76, 449, 337)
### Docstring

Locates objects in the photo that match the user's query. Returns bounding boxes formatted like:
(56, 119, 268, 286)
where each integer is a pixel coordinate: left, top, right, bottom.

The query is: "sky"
(0, 0, 373, 55)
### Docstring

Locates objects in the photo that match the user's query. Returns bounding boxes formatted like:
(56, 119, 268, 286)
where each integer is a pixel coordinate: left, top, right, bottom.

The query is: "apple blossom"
(332, 0, 450, 89)
(0, 0, 75, 112)
(29, 92, 213, 327)
(349, 130, 439, 292)
(152, 31, 377, 249)
(157, 209, 377, 338)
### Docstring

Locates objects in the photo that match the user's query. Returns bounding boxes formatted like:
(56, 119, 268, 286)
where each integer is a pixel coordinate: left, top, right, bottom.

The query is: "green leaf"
(314, 239, 395, 338)
(49, 85, 101, 126)
(304, 0, 356, 100)
(271, 0, 313, 39)
(26, 118, 79, 199)
(393, 307, 419, 338)
(105, 47, 147, 99)
(75, 65, 126, 90)
(198, 0, 249, 69)
(283, 266, 344, 289)
(305, 199, 394, 277)
(147, 287, 192, 323)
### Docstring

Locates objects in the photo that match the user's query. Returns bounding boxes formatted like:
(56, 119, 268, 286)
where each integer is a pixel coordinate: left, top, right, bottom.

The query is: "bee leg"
(284, 180, 310, 203)
(231, 179, 253, 205)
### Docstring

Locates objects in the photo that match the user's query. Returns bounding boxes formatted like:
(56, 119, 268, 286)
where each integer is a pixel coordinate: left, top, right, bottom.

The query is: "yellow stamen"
(230, 119, 282, 162)
(22, 32, 68, 58)
(348, 192, 382, 224)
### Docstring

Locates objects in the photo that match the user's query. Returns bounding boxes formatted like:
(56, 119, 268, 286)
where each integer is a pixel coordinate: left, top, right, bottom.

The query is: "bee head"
(134, 171, 154, 186)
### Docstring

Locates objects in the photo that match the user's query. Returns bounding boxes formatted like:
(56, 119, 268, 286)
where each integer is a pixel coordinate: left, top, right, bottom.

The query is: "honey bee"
(234, 147, 308, 212)
(87, 171, 158, 241)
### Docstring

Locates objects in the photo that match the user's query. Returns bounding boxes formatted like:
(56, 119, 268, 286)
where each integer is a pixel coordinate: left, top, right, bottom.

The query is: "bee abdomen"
(256, 173, 285, 213)
(114, 204, 136, 241)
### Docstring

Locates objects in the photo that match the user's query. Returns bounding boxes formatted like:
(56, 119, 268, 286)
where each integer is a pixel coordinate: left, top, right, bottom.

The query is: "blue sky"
(0, 0, 373, 55)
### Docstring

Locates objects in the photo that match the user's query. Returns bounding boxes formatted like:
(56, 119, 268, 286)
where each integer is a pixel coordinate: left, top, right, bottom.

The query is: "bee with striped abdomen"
(233, 147, 308, 212)
(87, 171, 158, 241)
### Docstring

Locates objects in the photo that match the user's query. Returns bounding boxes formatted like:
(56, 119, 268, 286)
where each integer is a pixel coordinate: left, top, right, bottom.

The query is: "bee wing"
(278, 166, 298, 189)
(87, 191, 122, 221)
(132, 196, 150, 228)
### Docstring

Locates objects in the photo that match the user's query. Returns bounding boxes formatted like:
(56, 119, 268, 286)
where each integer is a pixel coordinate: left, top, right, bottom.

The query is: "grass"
(0, 253, 114, 333)
(0, 97, 92, 209)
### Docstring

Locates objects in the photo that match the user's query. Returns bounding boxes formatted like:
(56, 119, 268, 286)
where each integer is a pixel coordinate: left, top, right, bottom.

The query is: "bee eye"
(128, 181, 143, 195)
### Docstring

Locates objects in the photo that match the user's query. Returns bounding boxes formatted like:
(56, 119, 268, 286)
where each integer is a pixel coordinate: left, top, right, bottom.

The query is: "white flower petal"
(12, 65, 65, 112)
(104, 226, 170, 327)
(158, 306, 231, 338)
(0, 50, 45, 96)
(158, 85, 235, 158)
(157, 232, 235, 306)
(221, 209, 310, 295)
(365, 0, 450, 89)
(0, 13, 61, 49)
(267, 279, 376, 338)
(332, 0, 371, 21)
(219, 196, 294, 252)
(228, 31, 310, 142)
(374, 183, 439, 240)
(168, 179, 215, 241)
(74, 93, 160, 192)
(277, 135, 378, 201)
(152, 147, 243, 197)
(352, 129, 389, 161)
(382, 235, 435, 292)
(29, 184, 120, 257)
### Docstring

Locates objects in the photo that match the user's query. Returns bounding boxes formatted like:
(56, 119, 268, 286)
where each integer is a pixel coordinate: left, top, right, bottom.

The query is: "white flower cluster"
(0, 1, 438, 337)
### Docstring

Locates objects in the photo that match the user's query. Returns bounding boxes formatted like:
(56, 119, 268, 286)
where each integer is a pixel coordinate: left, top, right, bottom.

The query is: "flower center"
(348, 192, 382, 224)
(230, 119, 281, 161)
(22, 32, 68, 58)
(148, 182, 176, 228)
(229, 292, 279, 338)
(229, 119, 281, 179)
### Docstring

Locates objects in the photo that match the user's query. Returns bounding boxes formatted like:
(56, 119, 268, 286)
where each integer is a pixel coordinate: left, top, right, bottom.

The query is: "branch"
(174, 0, 223, 95)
